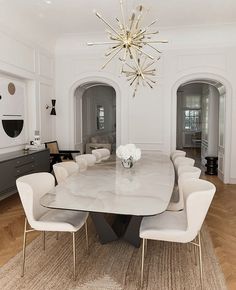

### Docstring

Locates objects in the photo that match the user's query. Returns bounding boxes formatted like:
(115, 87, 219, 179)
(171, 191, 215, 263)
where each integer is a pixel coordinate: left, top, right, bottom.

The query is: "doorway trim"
(171, 72, 232, 183)
(68, 73, 122, 152)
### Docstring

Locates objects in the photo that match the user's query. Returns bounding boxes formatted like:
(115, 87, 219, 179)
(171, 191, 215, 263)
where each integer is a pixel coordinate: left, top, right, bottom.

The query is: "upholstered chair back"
(76, 154, 96, 166)
(171, 150, 186, 161)
(53, 161, 79, 184)
(181, 178, 216, 242)
(91, 150, 102, 163)
(175, 166, 202, 210)
(75, 156, 88, 171)
(16, 173, 55, 226)
(174, 156, 195, 171)
(178, 165, 201, 180)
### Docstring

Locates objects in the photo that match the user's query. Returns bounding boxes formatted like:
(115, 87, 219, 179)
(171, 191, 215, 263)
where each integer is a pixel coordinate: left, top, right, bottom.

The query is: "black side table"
(205, 156, 218, 175)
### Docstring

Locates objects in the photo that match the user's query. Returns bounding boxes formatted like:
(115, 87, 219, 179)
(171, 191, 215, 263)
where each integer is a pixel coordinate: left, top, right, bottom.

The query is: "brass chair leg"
(85, 221, 89, 252)
(42, 231, 46, 251)
(21, 218, 28, 277)
(141, 238, 146, 287)
(198, 232, 203, 289)
(145, 239, 148, 256)
(72, 232, 76, 280)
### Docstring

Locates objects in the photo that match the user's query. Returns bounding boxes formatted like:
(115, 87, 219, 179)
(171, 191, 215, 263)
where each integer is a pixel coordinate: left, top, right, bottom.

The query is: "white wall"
(0, 28, 55, 154)
(55, 24, 236, 183)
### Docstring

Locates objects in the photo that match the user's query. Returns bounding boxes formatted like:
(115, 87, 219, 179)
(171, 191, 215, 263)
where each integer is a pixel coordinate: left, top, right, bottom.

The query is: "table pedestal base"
(90, 213, 142, 248)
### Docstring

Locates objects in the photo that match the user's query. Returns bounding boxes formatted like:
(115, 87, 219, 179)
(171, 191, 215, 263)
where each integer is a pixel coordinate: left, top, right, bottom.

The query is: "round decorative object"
(121, 157, 134, 169)
(8, 82, 16, 95)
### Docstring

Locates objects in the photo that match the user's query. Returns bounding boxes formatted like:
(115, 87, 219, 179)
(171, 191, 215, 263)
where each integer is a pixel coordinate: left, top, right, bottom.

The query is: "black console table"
(0, 149, 50, 201)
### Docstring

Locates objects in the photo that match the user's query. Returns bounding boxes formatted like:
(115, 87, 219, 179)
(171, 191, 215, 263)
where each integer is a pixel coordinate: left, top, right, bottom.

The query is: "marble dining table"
(40, 151, 175, 247)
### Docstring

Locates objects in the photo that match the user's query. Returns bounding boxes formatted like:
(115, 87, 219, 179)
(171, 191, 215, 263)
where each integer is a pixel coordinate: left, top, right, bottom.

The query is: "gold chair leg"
(85, 221, 89, 252)
(21, 218, 27, 277)
(145, 239, 148, 256)
(42, 231, 46, 251)
(72, 232, 76, 280)
(198, 232, 203, 289)
(141, 238, 146, 287)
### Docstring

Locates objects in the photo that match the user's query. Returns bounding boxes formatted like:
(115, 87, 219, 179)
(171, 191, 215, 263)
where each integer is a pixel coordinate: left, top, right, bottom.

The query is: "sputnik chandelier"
(87, 0, 168, 96)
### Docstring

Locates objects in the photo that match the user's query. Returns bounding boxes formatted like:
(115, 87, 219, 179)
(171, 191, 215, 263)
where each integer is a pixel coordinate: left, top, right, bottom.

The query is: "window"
(183, 109, 201, 131)
(96, 105, 105, 130)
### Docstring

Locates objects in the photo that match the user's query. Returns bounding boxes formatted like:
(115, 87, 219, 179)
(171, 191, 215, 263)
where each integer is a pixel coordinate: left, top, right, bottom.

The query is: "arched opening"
(172, 74, 232, 183)
(68, 75, 122, 152)
(74, 82, 116, 153)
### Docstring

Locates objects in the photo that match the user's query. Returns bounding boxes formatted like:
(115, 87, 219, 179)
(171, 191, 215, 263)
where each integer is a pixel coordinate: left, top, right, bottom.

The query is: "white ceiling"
(1, 0, 236, 48)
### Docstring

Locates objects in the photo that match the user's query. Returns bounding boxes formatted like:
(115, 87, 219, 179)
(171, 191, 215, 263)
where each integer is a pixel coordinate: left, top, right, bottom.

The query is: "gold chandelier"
(87, 0, 168, 96)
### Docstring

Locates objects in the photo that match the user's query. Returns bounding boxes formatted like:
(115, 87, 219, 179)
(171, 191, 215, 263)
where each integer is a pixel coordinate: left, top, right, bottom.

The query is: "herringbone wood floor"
(0, 176, 235, 290)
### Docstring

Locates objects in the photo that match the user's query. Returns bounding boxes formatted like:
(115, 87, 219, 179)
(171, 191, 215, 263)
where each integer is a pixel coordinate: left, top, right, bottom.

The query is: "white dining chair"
(174, 156, 195, 171)
(75, 155, 88, 171)
(16, 172, 89, 280)
(93, 148, 110, 161)
(140, 178, 216, 288)
(167, 166, 201, 211)
(53, 161, 79, 184)
(76, 154, 96, 166)
(91, 149, 102, 163)
(170, 150, 186, 161)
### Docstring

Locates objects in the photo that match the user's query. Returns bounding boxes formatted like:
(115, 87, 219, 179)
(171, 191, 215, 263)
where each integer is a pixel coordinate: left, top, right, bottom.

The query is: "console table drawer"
(15, 162, 35, 177)
(0, 149, 50, 201)
(15, 155, 35, 167)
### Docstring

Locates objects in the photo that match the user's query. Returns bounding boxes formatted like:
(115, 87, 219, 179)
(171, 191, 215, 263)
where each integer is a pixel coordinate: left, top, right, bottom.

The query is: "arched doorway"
(176, 80, 224, 175)
(68, 75, 122, 154)
(171, 73, 232, 183)
(75, 82, 116, 153)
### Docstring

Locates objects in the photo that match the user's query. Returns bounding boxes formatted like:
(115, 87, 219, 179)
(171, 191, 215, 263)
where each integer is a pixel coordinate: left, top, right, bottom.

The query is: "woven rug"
(0, 223, 227, 290)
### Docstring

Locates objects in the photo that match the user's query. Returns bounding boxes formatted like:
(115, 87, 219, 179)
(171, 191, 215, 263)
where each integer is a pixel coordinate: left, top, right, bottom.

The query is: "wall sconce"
(46, 99, 56, 115)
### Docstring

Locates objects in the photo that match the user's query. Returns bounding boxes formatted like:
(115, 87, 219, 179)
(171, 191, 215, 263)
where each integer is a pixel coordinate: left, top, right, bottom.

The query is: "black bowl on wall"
(2, 120, 24, 138)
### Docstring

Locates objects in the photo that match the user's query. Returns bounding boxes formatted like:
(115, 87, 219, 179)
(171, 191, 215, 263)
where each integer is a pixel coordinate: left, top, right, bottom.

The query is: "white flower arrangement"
(116, 143, 141, 162)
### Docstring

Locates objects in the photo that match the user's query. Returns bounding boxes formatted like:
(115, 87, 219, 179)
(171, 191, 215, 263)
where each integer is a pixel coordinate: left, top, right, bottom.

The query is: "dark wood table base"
(90, 213, 143, 248)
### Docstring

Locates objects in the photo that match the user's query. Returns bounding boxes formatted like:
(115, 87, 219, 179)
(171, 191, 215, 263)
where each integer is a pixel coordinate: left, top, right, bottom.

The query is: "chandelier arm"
(130, 49, 145, 79)
(101, 47, 123, 69)
(143, 61, 156, 71)
(120, 0, 127, 31)
(133, 29, 146, 40)
(132, 78, 140, 97)
(120, 48, 128, 73)
(145, 80, 154, 88)
(124, 62, 137, 71)
(95, 12, 123, 40)
(87, 41, 119, 46)
(135, 5, 144, 30)
(145, 43, 162, 54)
(130, 74, 139, 86)
(116, 17, 124, 31)
(145, 31, 159, 35)
(145, 40, 168, 43)
(140, 56, 148, 70)
(129, 12, 136, 33)
(132, 46, 154, 60)
(145, 76, 156, 84)
(105, 44, 123, 56)
(145, 18, 158, 30)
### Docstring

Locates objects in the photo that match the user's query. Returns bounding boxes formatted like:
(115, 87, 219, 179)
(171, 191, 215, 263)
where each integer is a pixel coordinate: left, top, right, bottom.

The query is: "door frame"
(171, 72, 232, 183)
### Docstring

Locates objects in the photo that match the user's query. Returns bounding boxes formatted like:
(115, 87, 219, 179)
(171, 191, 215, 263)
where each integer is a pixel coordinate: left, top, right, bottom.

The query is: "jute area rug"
(0, 223, 227, 290)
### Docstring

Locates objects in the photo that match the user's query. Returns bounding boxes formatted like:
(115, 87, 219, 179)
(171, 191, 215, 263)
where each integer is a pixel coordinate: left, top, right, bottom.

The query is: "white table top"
(40, 152, 175, 216)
